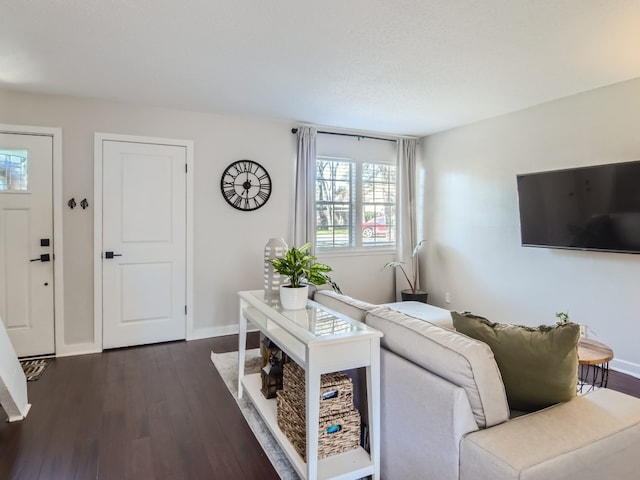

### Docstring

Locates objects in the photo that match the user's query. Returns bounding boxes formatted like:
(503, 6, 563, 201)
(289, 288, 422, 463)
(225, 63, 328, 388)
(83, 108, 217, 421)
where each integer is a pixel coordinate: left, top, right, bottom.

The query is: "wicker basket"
(277, 390, 360, 461)
(282, 361, 354, 417)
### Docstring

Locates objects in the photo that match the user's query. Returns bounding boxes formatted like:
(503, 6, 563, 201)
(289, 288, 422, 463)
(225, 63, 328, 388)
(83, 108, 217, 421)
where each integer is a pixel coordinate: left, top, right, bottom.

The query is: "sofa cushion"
(312, 290, 377, 324)
(452, 312, 580, 412)
(366, 307, 509, 428)
(460, 388, 640, 480)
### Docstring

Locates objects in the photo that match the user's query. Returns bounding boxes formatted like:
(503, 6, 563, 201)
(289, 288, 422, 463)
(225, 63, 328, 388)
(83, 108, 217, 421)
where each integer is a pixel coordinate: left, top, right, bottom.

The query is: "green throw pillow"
(451, 312, 580, 412)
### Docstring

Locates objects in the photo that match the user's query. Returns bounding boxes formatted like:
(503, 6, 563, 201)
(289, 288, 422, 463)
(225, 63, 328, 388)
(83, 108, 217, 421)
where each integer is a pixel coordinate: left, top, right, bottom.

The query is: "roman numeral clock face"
(220, 160, 272, 211)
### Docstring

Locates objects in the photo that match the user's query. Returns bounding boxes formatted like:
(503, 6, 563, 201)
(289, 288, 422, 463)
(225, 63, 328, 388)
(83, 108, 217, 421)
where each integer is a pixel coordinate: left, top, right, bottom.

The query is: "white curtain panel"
(293, 127, 317, 248)
(396, 138, 418, 300)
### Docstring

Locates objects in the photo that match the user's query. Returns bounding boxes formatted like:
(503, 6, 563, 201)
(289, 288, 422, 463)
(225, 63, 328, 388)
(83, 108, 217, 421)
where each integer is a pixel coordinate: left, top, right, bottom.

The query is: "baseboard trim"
(56, 344, 101, 358)
(611, 359, 640, 379)
(188, 325, 260, 340)
(188, 325, 239, 340)
(54, 327, 258, 356)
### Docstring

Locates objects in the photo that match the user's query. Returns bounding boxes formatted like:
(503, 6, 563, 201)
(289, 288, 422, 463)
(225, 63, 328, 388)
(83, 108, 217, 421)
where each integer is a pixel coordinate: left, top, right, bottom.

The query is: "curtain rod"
(291, 128, 397, 143)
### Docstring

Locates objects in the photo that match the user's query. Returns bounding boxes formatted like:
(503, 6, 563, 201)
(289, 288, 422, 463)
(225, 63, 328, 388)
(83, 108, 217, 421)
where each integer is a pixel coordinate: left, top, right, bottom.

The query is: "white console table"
(237, 290, 382, 480)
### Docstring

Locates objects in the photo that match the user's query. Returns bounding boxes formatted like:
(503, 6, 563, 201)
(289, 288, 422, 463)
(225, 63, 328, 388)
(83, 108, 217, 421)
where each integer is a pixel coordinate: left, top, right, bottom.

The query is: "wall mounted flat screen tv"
(517, 160, 640, 254)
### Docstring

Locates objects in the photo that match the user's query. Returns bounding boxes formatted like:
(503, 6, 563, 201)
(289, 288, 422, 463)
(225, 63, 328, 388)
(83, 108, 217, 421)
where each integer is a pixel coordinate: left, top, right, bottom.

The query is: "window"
(0, 150, 28, 191)
(314, 135, 396, 251)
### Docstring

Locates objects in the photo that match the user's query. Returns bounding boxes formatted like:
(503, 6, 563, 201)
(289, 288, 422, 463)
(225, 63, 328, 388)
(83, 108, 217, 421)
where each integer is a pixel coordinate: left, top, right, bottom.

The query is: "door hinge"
(185, 163, 188, 173)
(185, 305, 187, 315)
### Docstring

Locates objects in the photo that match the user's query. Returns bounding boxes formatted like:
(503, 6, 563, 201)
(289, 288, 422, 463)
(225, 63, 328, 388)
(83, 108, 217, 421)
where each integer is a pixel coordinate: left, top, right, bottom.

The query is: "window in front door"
(0, 150, 28, 191)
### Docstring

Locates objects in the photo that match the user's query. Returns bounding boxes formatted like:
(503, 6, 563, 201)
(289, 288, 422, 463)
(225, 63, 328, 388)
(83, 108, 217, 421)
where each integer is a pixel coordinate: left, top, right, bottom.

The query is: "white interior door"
(102, 140, 186, 349)
(0, 133, 55, 357)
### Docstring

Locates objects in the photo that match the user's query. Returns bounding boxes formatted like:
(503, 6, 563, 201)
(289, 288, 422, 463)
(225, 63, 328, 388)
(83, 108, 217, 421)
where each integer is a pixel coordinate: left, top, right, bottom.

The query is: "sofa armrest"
(384, 300, 454, 329)
(381, 349, 478, 480)
(312, 290, 377, 324)
(460, 388, 640, 480)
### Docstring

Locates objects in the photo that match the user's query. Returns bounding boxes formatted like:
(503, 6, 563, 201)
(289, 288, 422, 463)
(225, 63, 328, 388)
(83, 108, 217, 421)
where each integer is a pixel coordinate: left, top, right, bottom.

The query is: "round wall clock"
(220, 160, 272, 211)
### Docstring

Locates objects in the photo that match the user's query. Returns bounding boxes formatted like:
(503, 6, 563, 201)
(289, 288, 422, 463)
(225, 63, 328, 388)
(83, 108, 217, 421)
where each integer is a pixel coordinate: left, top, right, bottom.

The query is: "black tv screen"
(516, 160, 640, 254)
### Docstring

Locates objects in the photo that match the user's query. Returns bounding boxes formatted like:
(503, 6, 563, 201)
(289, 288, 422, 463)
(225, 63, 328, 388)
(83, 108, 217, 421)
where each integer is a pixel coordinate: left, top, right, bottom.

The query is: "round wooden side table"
(577, 338, 614, 394)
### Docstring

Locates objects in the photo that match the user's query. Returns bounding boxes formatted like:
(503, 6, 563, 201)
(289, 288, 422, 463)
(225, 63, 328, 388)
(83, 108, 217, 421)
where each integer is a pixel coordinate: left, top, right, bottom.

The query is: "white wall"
(420, 78, 640, 377)
(0, 89, 393, 352)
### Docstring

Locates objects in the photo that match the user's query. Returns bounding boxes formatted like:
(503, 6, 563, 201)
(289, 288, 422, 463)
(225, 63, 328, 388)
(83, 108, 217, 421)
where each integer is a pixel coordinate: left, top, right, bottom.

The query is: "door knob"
(30, 254, 51, 262)
(104, 251, 123, 259)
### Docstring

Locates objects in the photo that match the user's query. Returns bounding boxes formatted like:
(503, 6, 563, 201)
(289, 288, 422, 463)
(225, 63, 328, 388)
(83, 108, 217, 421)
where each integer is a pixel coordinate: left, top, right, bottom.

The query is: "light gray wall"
(0, 89, 394, 352)
(420, 78, 640, 377)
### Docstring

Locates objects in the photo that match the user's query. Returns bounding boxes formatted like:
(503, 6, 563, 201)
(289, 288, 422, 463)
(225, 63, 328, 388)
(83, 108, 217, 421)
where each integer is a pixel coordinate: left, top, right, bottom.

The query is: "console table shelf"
(242, 373, 374, 480)
(237, 290, 382, 480)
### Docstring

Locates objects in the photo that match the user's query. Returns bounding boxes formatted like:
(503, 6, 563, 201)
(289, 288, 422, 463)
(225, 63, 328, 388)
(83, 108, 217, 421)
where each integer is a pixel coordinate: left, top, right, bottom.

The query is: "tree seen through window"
(316, 156, 395, 249)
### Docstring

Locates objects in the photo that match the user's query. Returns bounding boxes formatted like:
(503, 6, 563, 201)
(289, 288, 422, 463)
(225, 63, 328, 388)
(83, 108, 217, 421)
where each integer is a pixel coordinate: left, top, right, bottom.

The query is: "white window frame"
(314, 152, 397, 254)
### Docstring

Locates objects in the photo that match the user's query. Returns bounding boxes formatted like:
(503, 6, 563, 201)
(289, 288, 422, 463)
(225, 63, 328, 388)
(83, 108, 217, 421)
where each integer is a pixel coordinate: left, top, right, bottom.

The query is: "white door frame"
(0, 124, 64, 356)
(94, 133, 194, 349)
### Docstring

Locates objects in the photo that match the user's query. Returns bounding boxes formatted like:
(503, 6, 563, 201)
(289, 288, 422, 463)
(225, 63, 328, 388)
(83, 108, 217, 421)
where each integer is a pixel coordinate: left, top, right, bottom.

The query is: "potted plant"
(555, 311, 594, 338)
(383, 240, 428, 303)
(269, 243, 333, 309)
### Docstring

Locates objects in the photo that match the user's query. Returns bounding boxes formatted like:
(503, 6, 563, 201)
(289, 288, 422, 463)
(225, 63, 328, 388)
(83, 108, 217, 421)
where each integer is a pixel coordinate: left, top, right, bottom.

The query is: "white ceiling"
(3, 0, 640, 136)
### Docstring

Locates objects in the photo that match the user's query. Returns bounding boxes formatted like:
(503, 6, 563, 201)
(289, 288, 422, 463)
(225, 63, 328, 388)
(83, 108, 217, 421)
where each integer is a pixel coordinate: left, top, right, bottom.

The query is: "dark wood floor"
(0, 333, 279, 480)
(604, 368, 640, 398)
(2, 334, 639, 480)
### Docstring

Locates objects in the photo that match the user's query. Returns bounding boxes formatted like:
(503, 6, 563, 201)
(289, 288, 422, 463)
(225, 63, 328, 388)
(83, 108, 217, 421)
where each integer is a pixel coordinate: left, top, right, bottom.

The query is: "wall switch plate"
(445, 292, 451, 304)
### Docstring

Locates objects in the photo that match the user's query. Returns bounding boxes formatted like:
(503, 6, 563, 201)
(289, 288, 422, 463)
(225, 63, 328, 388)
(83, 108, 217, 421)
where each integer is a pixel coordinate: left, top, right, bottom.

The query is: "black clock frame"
(220, 160, 272, 211)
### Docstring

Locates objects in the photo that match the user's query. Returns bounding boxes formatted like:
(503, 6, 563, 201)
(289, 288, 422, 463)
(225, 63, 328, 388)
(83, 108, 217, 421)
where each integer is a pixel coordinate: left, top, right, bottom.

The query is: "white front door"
(101, 140, 187, 349)
(0, 133, 55, 357)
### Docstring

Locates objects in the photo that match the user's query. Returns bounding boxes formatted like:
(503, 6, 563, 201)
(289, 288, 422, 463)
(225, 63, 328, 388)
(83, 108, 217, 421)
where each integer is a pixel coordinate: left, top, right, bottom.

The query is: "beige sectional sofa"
(313, 290, 640, 480)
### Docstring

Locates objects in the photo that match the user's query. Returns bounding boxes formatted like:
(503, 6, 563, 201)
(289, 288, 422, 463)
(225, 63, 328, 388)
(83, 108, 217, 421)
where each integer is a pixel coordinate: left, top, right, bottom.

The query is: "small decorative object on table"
(264, 237, 288, 295)
(555, 311, 595, 338)
(260, 336, 288, 399)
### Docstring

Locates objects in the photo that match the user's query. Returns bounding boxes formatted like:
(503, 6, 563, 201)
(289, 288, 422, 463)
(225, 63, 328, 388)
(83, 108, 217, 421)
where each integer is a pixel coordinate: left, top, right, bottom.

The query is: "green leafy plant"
(555, 311, 596, 336)
(383, 240, 426, 294)
(269, 243, 333, 289)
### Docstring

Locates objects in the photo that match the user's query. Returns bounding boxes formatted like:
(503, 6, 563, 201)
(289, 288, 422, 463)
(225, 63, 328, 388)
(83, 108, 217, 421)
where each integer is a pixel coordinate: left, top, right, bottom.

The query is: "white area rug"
(210, 349, 299, 479)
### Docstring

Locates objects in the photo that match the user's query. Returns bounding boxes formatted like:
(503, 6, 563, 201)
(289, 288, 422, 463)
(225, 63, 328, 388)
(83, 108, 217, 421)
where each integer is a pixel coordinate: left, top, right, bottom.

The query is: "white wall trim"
(93, 135, 103, 352)
(611, 358, 640, 379)
(190, 324, 260, 341)
(185, 140, 195, 341)
(94, 133, 194, 351)
(54, 343, 102, 358)
(0, 124, 65, 357)
(190, 325, 236, 340)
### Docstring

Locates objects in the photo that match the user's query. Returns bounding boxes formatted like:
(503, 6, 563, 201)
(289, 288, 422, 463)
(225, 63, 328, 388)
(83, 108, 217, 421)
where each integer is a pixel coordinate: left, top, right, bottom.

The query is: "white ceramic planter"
(279, 284, 309, 310)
